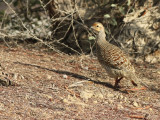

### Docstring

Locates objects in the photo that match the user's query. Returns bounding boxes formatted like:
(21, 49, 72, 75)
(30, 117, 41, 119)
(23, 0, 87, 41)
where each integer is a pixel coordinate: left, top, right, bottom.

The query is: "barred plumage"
(91, 22, 140, 88)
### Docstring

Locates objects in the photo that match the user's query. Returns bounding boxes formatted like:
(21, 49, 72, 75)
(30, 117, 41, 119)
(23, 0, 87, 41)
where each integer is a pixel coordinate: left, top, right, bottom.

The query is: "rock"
(118, 95, 124, 99)
(83, 66, 89, 70)
(63, 95, 87, 106)
(133, 101, 139, 107)
(108, 99, 114, 104)
(46, 75, 52, 79)
(124, 97, 127, 102)
(117, 104, 124, 109)
(63, 98, 68, 103)
(63, 74, 68, 79)
(0, 103, 5, 111)
(93, 101, 98, 104)
(80, 90, 94, 101)
(94, 92, 104, 99)
(107, 93, 115, 98)
(13, 73, 18, 80)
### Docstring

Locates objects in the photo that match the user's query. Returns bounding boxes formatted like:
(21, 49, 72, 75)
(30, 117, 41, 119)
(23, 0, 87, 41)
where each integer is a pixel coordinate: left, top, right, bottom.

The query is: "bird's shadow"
(14, 62, 128, 93)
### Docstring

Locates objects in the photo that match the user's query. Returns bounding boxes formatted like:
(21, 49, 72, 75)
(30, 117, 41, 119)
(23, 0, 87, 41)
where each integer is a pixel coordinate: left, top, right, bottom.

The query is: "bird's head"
(90, 22, 105, 34)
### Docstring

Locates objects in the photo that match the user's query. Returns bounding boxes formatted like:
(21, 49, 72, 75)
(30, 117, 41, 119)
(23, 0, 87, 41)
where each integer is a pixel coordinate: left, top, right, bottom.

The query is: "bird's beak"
(90, 27, 98, 36)
(90, 26, 94, 30)
(90, 26, 95, 33)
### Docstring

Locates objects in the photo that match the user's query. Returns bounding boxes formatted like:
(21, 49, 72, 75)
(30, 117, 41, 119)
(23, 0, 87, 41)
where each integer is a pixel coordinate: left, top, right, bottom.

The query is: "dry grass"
(0, 45, 159, 119)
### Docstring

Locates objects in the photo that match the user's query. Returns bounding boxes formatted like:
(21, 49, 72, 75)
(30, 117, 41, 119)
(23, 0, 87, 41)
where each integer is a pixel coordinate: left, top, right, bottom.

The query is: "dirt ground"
(0, 45, 160, 120)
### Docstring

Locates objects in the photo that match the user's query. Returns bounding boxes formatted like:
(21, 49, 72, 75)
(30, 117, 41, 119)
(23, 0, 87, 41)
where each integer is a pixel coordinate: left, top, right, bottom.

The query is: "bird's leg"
(114, 77, 123, 88)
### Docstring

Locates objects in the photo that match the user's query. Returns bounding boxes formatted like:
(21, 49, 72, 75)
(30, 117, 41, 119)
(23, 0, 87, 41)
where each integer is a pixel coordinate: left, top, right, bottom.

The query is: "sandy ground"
(0, 45, 159, 120)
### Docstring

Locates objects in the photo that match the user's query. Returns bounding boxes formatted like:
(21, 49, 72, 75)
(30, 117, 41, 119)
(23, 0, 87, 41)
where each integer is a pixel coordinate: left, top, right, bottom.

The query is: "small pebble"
(133, 101, 139, 107)
(63, 74, 68, 79)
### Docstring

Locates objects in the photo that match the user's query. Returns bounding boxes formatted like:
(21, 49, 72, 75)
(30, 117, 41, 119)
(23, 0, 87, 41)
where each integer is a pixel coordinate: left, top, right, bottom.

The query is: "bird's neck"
(96, 30, 109, 45)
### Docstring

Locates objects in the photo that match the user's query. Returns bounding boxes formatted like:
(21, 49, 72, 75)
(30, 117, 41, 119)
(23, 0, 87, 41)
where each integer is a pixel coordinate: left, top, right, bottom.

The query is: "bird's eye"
(96, 25, 99, 27)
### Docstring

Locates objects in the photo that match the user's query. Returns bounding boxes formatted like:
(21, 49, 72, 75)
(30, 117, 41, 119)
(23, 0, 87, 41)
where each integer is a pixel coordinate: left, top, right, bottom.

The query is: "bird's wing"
(97, 43, 134, 71)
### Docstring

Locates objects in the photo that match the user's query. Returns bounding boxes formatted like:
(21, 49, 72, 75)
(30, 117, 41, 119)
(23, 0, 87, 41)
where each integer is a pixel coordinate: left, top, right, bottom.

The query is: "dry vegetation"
(0, 45, 160, 119)
(0, 0, 160, 120)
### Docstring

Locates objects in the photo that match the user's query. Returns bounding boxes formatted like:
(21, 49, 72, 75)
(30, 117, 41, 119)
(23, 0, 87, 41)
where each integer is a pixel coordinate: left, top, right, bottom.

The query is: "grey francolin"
(91, 22, 145, 90)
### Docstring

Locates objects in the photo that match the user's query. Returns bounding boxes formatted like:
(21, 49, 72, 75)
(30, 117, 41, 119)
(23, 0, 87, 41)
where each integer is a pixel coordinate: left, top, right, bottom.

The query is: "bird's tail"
(130, 74, 148, 88)
(130, 73, 140, 86)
